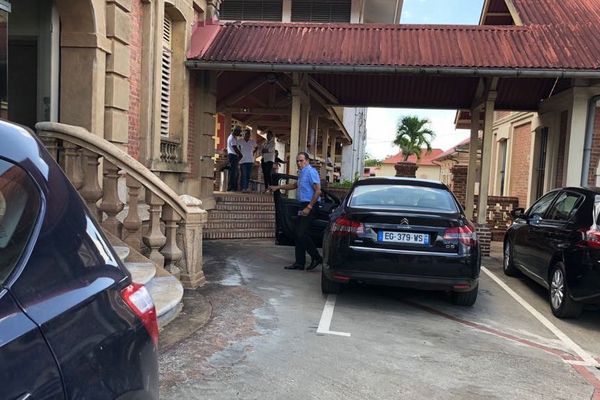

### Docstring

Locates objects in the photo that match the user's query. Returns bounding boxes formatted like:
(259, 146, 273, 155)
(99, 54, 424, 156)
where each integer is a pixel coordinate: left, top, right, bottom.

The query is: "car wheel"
(503, 241, 519, 276)
(549, 264, 582, 318)
(451, 283, 478, 306)
(321, 270, 342, 294)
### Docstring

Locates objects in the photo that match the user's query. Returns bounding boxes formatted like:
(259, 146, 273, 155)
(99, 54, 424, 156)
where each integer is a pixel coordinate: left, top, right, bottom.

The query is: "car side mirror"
(510, 207, 525, 219)
(529, 213, 543, 225)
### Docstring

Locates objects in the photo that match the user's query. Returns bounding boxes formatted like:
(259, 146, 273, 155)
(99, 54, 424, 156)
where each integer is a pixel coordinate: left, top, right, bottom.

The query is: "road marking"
(316, 295, 351, 337)
(482, 266, 599, 368)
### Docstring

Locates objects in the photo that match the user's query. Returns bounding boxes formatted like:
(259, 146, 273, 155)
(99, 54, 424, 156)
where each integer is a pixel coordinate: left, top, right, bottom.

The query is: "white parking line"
(316, 295, 351, 337)
(482, 266, 599, 367)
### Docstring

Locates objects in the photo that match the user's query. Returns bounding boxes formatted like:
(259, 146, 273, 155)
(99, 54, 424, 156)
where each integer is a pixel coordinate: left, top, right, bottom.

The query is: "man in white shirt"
(238, 129, 257, 193)
(261, 130, 275, 190)
(227, 126, 242, 192)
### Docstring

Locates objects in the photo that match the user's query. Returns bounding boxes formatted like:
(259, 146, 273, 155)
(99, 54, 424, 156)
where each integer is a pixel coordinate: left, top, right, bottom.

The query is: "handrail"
(36, 122, 189, 218)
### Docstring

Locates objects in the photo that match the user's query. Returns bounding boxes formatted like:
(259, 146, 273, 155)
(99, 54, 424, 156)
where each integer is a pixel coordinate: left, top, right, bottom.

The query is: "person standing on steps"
(269, 152, 323, 271)
(238, 129, 257, 193)
(227, 126, 242, 192)
(261, 130, 276, 191)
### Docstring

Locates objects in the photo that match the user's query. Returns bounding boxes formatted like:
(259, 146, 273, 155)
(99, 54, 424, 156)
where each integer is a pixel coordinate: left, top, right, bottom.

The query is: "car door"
(512, 190, 559, 273)
(273, 173, 339, 247)
(537, 191, 586, 283)
(0, 158, 64, 400)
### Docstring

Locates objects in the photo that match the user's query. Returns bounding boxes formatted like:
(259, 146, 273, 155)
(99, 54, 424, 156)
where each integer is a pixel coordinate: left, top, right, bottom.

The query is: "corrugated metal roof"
(188, 21, 600, 71)
(511, 0, 600, 26)
(382, 149, 445, 166)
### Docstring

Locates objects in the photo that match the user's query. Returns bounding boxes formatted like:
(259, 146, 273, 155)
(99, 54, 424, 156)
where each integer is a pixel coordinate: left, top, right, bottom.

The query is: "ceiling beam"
(223, 107, 291, 115)
(217, 75, 267, 110)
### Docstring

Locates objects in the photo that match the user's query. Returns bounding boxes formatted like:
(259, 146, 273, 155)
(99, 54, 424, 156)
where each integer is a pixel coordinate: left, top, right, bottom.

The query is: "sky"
(365, 0, 485, 160)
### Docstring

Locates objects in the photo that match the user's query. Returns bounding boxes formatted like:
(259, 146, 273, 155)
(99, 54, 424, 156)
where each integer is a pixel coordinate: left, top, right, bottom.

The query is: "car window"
(545, 192, 582, 221)
(0, 159, 41, 285)
(527, 191, 558, 217)
(349, 184, 458, 212)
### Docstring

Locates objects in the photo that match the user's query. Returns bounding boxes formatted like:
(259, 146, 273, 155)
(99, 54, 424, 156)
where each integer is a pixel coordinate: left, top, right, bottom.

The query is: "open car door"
(273, 173, 341, 247)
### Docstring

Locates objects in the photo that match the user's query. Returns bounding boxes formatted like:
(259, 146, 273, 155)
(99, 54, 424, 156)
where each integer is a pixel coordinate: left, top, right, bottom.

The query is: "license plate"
(378, 231, 429, 245)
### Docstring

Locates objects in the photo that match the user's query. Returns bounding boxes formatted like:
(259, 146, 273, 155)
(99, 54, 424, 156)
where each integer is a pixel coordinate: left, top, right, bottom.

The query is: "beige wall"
(377, 163, 441, 181)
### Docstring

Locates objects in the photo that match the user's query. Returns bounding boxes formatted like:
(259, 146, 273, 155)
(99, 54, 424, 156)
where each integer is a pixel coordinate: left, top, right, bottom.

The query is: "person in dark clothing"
(226, 126, 242, 191)
(269, 152, 323, 271)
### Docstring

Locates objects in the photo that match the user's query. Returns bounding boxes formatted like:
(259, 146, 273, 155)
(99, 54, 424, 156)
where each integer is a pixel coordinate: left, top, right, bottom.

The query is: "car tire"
(503, 241, 519, 277)
(549, 263, 582, 319)
(321, 270, 342, 294)
(451, 284, 478, 306)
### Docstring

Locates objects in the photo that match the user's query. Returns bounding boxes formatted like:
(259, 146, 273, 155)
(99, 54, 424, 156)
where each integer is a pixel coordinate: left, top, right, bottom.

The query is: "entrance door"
(7, 39, 37, 128)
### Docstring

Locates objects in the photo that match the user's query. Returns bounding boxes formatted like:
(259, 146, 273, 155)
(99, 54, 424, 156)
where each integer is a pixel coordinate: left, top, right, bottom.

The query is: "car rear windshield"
(0, 159, 41, 285)
(349, 184, 458, 212)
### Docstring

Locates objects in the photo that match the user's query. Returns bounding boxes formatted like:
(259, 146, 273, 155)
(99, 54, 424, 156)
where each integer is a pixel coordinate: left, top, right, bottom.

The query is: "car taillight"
(332, 217, 364, 236)
(443, 225, 477, 246)
(583, 228, 600, 248)
(121, 283, 159, 346)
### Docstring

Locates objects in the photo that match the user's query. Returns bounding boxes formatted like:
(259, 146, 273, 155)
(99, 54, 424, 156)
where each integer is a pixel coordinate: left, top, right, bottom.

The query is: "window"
(160, 14, 172, 137)
(220, 0, 283, 21)
(527, 191, 558, 217)
(545, 192, 581, 222)
(291, 0, 351, 23)
(349, 184, 458, 212)
(0, 159, 41, 285)
(535, 128, 548, 200)
(497, 139, 507, 195)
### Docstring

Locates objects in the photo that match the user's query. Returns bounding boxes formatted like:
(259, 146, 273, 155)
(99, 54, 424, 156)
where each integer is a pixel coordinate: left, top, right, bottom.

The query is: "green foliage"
(364, 158, 382, 167)
(393, 116, 435, 161)
(329, 179, 355, 188)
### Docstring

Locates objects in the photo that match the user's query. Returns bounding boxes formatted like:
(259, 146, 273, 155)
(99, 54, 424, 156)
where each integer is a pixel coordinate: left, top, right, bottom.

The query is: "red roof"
(512, 0, 600, 26)
(188, 21, 600, 72)
(382, 149, 444, 166)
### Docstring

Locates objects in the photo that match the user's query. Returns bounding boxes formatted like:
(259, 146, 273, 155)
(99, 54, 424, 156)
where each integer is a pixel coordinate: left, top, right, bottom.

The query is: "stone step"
(214, 192, 274, 203)
(203, 228, 275, 240)
(145, 276, 184, 330)
(208, 210, 275, 221)
(124, 262, 156, 285)
(214, 202, 275, 211)
(205, 220, 276, 230)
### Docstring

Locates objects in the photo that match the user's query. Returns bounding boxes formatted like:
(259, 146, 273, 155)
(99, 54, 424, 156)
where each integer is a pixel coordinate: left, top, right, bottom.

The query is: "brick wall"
(555, 110, 569, 187)
(127, 0, 143, 160)
(472, 195, 520, 241)
(509, 122, 531, 206)
(450, 165, 468, 206)
(588, 107, 600, 186)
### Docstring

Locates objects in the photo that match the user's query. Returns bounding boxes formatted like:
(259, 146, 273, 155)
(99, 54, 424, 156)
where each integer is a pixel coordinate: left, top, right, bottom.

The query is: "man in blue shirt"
(269, 152, 323, 271)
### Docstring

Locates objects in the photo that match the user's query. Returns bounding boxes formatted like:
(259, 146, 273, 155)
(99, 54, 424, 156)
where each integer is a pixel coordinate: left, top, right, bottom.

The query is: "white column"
(477, 93, 497, 225)
(321, 128, 330, 178)
(565, 91, 590, 186)
(465, 108, 480, 220)
(289, 74, 302, 176)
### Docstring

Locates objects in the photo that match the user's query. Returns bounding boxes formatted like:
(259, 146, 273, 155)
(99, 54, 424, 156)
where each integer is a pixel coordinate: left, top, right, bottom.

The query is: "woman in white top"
(261, 131, 275, 190)
(238, 129, 257, 193)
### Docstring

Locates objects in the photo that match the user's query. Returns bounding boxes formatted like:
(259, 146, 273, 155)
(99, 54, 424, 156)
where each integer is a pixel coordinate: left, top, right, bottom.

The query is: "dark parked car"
(504, 187, 600, 318)
(0, 121, 159, 399)
(274, 175, 480, 306)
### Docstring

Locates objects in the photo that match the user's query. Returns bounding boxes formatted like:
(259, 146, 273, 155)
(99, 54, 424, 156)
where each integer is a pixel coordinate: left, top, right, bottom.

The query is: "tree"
(393, 116, 435, 161)
(363, 152, 382, 167)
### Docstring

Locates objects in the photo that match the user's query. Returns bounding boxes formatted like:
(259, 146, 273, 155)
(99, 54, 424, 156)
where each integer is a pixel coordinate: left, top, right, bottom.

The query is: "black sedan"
(0, 121, 159, 399)
(274, 176, 480, 306)
(504, 187, 600, 318)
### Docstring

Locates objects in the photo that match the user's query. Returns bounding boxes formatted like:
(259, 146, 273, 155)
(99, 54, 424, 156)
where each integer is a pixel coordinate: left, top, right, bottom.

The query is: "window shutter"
(160, 15, 172, 137)
(220, 0, 283, 21)
(291, 0, 351, 23)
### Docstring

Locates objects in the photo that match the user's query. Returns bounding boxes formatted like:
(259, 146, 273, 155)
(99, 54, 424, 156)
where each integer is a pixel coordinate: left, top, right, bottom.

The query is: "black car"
(274, 175, 480, 306)
(503, 187, 600, 318)
(0, 121, 159, 399)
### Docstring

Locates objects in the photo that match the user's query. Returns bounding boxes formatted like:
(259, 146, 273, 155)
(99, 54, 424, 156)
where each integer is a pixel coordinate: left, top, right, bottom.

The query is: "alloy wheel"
(550, 269, 565, 310)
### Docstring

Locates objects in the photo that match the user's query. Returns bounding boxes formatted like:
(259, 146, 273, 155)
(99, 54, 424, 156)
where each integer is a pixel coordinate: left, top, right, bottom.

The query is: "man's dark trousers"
(227, 153, 239, 191)
(295, 203, 320, 266)
(261, 161, 273, 187)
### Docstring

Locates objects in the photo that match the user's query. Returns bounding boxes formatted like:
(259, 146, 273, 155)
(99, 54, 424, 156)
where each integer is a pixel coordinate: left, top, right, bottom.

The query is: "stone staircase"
(203, 192, 276, 240)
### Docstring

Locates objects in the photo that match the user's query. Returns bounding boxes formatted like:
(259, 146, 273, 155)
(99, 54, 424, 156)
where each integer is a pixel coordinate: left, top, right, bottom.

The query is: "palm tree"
(393, 116, 435, 161)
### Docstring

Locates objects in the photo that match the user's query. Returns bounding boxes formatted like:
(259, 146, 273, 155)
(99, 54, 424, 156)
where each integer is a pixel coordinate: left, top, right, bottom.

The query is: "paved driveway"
(160, 240, 600, 400)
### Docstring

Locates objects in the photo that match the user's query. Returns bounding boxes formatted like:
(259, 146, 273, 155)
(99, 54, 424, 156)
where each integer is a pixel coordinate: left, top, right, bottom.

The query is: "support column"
(321, 128, 330, 178)
(308, 115, 319, 156)
(477, 93, 497, 225)
(565, 91, 590, 186)
(289, 73, 302, 176)
(465, 109, 480, 220)
(299, 103, 310, 153)
(329, 135, 337, 181)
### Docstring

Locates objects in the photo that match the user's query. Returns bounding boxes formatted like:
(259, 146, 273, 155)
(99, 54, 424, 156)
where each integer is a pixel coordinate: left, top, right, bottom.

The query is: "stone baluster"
(143, 192, 166, 267)
(41, 137, 59, 161)
(63, 142, 83, 189)
(176, 195, 207, 289)
(79, 150, 103, 220)
(161, 205, 183, 277)
(122, 175, 143, 250)
(99, 161, 124, 237)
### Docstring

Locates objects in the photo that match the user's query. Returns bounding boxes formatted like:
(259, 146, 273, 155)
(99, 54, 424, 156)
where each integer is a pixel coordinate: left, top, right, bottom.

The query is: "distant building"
(379, 149, 444, 180)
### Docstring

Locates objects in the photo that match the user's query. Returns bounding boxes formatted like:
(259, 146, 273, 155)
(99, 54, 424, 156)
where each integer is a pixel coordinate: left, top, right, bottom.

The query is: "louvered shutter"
(160, 15, 172, 137)
(220, 0, 283, 21)
(291, 0, 351, 22)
